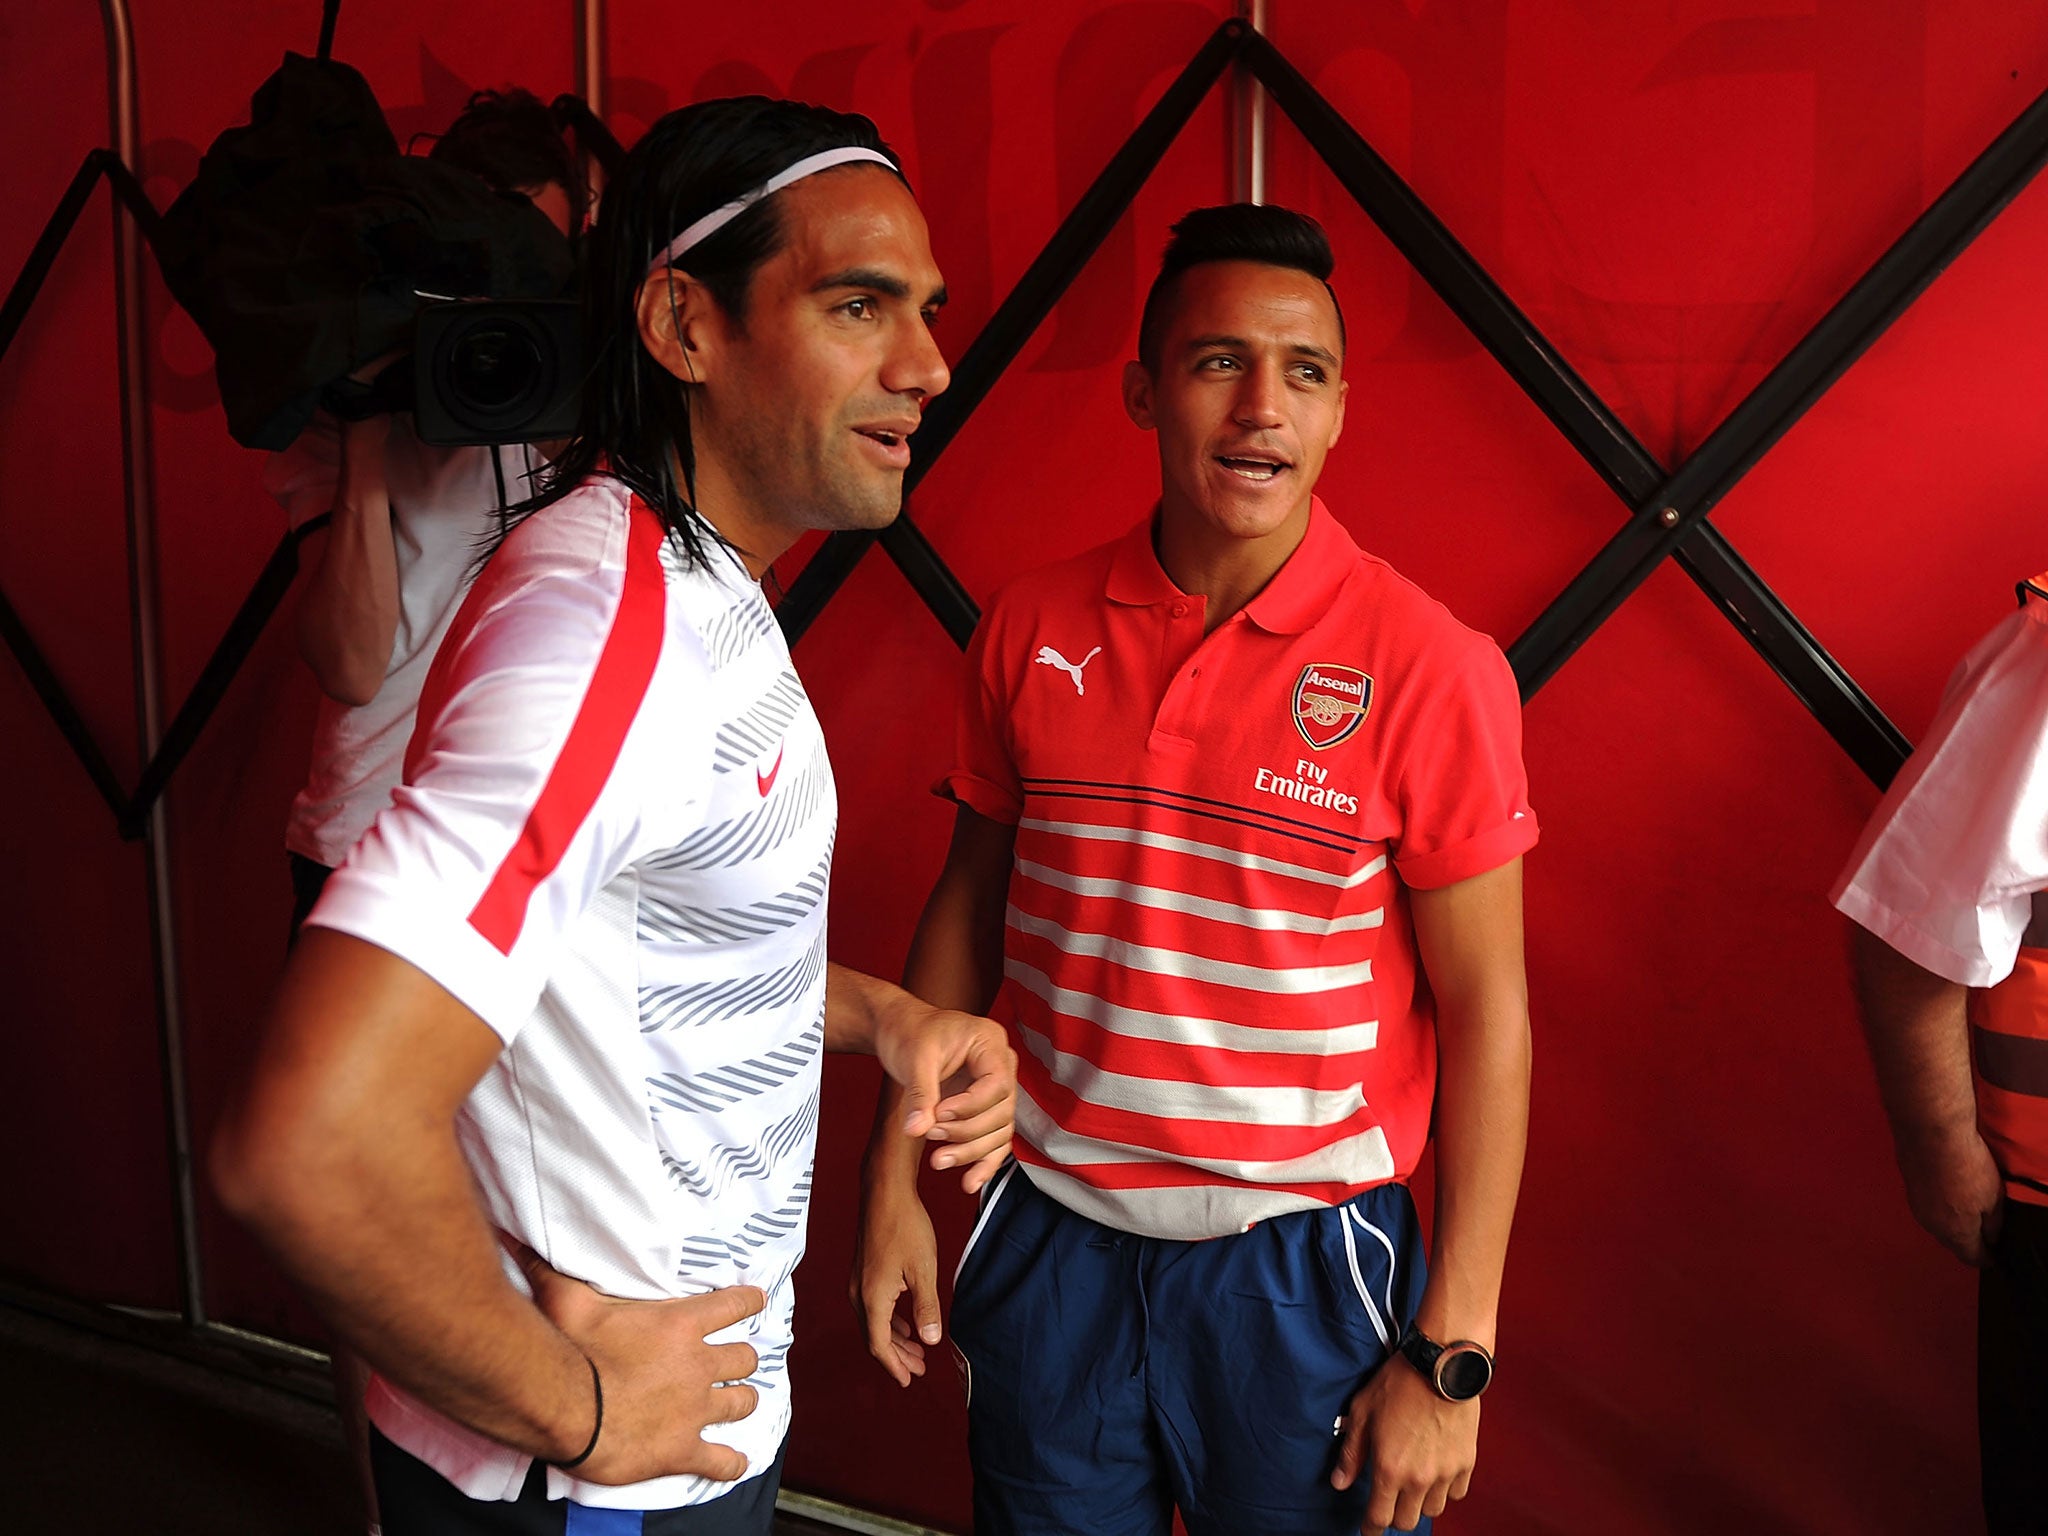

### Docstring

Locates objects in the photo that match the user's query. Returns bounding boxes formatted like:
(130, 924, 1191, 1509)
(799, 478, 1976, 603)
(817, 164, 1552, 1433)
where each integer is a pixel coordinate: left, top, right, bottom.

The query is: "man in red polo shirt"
(855, 204, 1537, 1535)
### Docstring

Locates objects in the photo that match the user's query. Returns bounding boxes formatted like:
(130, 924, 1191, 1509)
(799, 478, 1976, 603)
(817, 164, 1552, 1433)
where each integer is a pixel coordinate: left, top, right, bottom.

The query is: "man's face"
(695, 166, 950, 539)
(1124, 260, 1347, 547)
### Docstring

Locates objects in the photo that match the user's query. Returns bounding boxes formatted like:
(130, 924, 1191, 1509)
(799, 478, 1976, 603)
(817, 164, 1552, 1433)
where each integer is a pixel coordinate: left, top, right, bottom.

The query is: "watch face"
(1438, 1346, 1493, 1401)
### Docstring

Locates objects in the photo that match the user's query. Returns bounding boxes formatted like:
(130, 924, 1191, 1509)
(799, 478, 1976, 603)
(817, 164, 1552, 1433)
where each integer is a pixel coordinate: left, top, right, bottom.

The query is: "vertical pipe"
(1230, 0, 1268, 203)
(575, 0, 606, 121)
(100, 0, 204, 1327)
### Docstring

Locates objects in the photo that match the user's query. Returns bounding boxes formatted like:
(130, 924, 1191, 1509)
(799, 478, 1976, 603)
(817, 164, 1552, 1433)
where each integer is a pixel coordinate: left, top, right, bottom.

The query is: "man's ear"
(635, 268, 713, 385)
(1327, 375, 1348, 453)
(1121, 359, 1157, 431)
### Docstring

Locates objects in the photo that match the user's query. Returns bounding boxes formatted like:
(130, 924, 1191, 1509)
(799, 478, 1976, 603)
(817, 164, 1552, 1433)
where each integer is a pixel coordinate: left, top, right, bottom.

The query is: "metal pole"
(1231, 0, 1267, 203)
(575, 0, 605, 122)
(100, 0, 204, 1327)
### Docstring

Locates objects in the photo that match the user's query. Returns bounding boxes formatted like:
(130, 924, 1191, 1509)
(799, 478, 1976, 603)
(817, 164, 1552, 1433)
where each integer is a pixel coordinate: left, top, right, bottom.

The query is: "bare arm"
(1410, 858, 1531, 1351)
(1849, 923, 2003, 1266)
(295, 414, 400, 707)
(212, 928, 764, 1484)
(853, 805, 1017, 1384)
(1336, 858, 1531, 1533)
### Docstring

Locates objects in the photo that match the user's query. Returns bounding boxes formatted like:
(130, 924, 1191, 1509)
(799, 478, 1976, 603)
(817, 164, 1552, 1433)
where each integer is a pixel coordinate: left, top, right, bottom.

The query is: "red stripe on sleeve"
(467, 504, 668, 954)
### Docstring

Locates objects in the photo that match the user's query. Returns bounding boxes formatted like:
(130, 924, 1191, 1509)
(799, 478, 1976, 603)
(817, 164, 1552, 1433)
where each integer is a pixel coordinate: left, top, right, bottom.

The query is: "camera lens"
(449, 322, 543, 412)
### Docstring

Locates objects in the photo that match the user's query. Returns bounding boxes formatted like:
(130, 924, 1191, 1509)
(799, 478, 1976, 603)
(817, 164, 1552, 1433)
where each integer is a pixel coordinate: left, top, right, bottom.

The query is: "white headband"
(646, 146, 898, 273)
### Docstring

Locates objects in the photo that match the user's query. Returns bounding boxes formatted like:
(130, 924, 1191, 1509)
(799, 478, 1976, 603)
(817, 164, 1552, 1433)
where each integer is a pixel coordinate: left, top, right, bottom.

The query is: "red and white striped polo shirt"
(309, 478, 835, 1508)
(944, 499, 1536, 1241)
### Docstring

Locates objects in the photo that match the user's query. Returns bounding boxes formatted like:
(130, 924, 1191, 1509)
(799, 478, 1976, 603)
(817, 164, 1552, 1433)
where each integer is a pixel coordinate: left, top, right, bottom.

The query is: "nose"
(885, 311, 952, 406)
(1232, 359, 1285, 430)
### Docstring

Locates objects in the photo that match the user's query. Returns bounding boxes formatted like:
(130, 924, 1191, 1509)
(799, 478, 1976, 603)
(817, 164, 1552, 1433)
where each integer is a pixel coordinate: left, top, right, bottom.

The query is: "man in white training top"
(216, 97, 1016, 1536)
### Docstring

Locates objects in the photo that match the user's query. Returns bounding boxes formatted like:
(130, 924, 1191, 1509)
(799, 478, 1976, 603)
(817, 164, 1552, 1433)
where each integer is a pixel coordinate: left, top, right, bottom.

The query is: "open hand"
(521, 1253, 767, 1486)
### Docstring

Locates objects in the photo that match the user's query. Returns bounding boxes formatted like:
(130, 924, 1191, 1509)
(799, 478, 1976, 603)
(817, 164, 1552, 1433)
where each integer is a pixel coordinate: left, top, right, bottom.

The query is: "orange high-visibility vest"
(1971, 572, 2048, 1207)
(1973, 914, 2048, 1208)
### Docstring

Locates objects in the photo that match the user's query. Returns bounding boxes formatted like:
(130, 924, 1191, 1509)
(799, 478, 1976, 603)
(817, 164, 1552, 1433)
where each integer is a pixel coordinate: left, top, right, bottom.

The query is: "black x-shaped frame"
(774, 17, 2048, 791)
(0, 102, 625, 840)
(5, 19, 2047, 831)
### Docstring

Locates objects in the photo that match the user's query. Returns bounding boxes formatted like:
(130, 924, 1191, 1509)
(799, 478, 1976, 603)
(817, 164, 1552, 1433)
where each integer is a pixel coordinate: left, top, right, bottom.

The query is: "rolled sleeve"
(1392, 643, 1538, 890)
(936, 616, 1024, 825)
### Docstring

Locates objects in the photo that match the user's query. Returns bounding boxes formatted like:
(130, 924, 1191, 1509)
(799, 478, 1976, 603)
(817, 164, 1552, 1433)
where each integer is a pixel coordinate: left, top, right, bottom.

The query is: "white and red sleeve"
(1834, 603, 2048, 988)
(307, 504, 704, 1041)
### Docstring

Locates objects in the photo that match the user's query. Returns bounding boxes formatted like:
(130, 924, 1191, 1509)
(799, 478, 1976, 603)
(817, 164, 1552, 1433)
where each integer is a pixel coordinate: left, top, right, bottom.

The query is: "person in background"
(277, 86, 582, 930)
(1835, 571, 2048, 1535)
(265, 87, 583, 1535)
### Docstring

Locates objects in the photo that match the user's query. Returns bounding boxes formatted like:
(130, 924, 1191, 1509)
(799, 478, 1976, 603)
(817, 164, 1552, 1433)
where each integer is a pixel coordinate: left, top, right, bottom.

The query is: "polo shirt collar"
(1103, 496, 1357, 635)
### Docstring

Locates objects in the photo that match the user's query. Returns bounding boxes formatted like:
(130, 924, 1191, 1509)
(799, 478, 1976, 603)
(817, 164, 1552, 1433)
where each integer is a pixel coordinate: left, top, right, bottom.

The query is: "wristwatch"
(1395, 1320, 1494, 1402)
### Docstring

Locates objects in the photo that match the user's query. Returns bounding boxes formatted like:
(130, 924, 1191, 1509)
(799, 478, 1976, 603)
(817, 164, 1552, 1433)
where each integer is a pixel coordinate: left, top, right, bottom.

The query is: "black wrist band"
(550, 1354, 603, 1470)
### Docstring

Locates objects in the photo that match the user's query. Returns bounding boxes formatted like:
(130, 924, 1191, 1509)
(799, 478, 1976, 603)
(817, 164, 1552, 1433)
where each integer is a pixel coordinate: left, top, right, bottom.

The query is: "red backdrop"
(6, 3, 2048, 1531)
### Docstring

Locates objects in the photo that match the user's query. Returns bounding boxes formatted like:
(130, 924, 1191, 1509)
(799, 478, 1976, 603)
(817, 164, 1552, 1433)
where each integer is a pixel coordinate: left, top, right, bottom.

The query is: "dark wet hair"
(1136, 203, 1345, 372)
(427, 87, 581, 230)
(514, 96, 902, 568)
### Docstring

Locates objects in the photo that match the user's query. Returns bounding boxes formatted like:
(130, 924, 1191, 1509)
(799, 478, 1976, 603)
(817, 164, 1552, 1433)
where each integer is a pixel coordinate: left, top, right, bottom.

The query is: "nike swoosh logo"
(757, 745, 785, 798)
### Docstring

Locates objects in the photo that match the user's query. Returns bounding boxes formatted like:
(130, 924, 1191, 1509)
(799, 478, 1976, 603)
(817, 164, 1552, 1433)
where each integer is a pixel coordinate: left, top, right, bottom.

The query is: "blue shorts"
(950, 1166, 1430, 1536)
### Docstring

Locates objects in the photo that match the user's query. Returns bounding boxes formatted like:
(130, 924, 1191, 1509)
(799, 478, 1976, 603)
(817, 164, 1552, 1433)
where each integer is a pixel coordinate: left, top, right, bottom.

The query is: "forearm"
(223, 1109, 591, 1461)
(824, 961, 907, 1054)
(1416, 997, 1529, 1349)
(862, 843, 1008, 1191)
(296, 418, 399, 704)
(1850, 924, 1976, 1151)
(288, 1155, 581, 1458)
(215, 931, 588, 1460)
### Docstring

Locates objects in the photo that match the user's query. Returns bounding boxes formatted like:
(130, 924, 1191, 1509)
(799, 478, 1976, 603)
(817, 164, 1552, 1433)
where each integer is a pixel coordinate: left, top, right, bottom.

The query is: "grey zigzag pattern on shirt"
(638, 929, 826, 1034)
(673, 1174, 816, 1277)
(645, 1016, 824, 1112)
(699, 595, 779, 671)
(636, 844, 831, 944)
(645, 756, 831, 871)
(731, 1170, 813, 1253)
(712, 669, 807, 774)
(657, 1087, 820, 1200)
(745, 1343, 791, 1388)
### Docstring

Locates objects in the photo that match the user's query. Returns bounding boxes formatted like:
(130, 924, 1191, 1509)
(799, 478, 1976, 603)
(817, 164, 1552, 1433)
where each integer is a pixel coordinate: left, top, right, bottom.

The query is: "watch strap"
(1395, 1319, 1493, 1401)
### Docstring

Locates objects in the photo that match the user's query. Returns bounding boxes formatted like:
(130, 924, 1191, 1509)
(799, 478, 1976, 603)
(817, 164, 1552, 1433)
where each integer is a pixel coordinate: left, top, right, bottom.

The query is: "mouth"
(1213, 452, 1292, 484)
(853, 423, 917, 470)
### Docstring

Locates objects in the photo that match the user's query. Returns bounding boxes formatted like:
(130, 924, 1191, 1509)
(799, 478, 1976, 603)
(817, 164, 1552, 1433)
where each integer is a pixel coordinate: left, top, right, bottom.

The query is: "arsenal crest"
(1292, 663, 1372, 750)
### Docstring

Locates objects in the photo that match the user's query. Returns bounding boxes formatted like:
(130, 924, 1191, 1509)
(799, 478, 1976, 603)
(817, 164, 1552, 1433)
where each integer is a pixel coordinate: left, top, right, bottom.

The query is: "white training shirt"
(1833, 594, 2048, 987)
(308, 477, 835, 1509)
(267, 414, 536, 868)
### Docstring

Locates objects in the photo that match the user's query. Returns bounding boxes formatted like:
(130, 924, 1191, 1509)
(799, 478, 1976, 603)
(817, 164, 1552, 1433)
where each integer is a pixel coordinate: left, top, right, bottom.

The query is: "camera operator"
(264, 86, 579, 1536)
(275, 86, 580, 931)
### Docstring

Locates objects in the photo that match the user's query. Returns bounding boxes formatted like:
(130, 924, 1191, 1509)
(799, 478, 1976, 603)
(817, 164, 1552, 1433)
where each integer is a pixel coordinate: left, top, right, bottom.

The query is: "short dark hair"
(1136, 203, 1345, 372)
(428, 88, 578, 224)
(517, 96, 904, 567)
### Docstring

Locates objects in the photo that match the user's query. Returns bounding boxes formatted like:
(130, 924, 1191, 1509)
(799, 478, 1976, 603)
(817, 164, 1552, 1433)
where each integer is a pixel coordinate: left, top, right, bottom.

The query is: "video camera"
(336, 299, 581, 446)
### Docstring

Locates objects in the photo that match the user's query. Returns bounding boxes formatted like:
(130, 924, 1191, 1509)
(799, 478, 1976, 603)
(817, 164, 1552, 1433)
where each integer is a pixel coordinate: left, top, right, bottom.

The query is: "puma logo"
(1034, 645, 1102, 696)
(756, 744, 785, 798)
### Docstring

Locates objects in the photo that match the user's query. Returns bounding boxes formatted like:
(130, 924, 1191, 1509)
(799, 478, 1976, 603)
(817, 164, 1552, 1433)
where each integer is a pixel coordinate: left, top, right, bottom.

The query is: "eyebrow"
(813, 267, 949, 308)
(1185, 333, 1340, 367)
